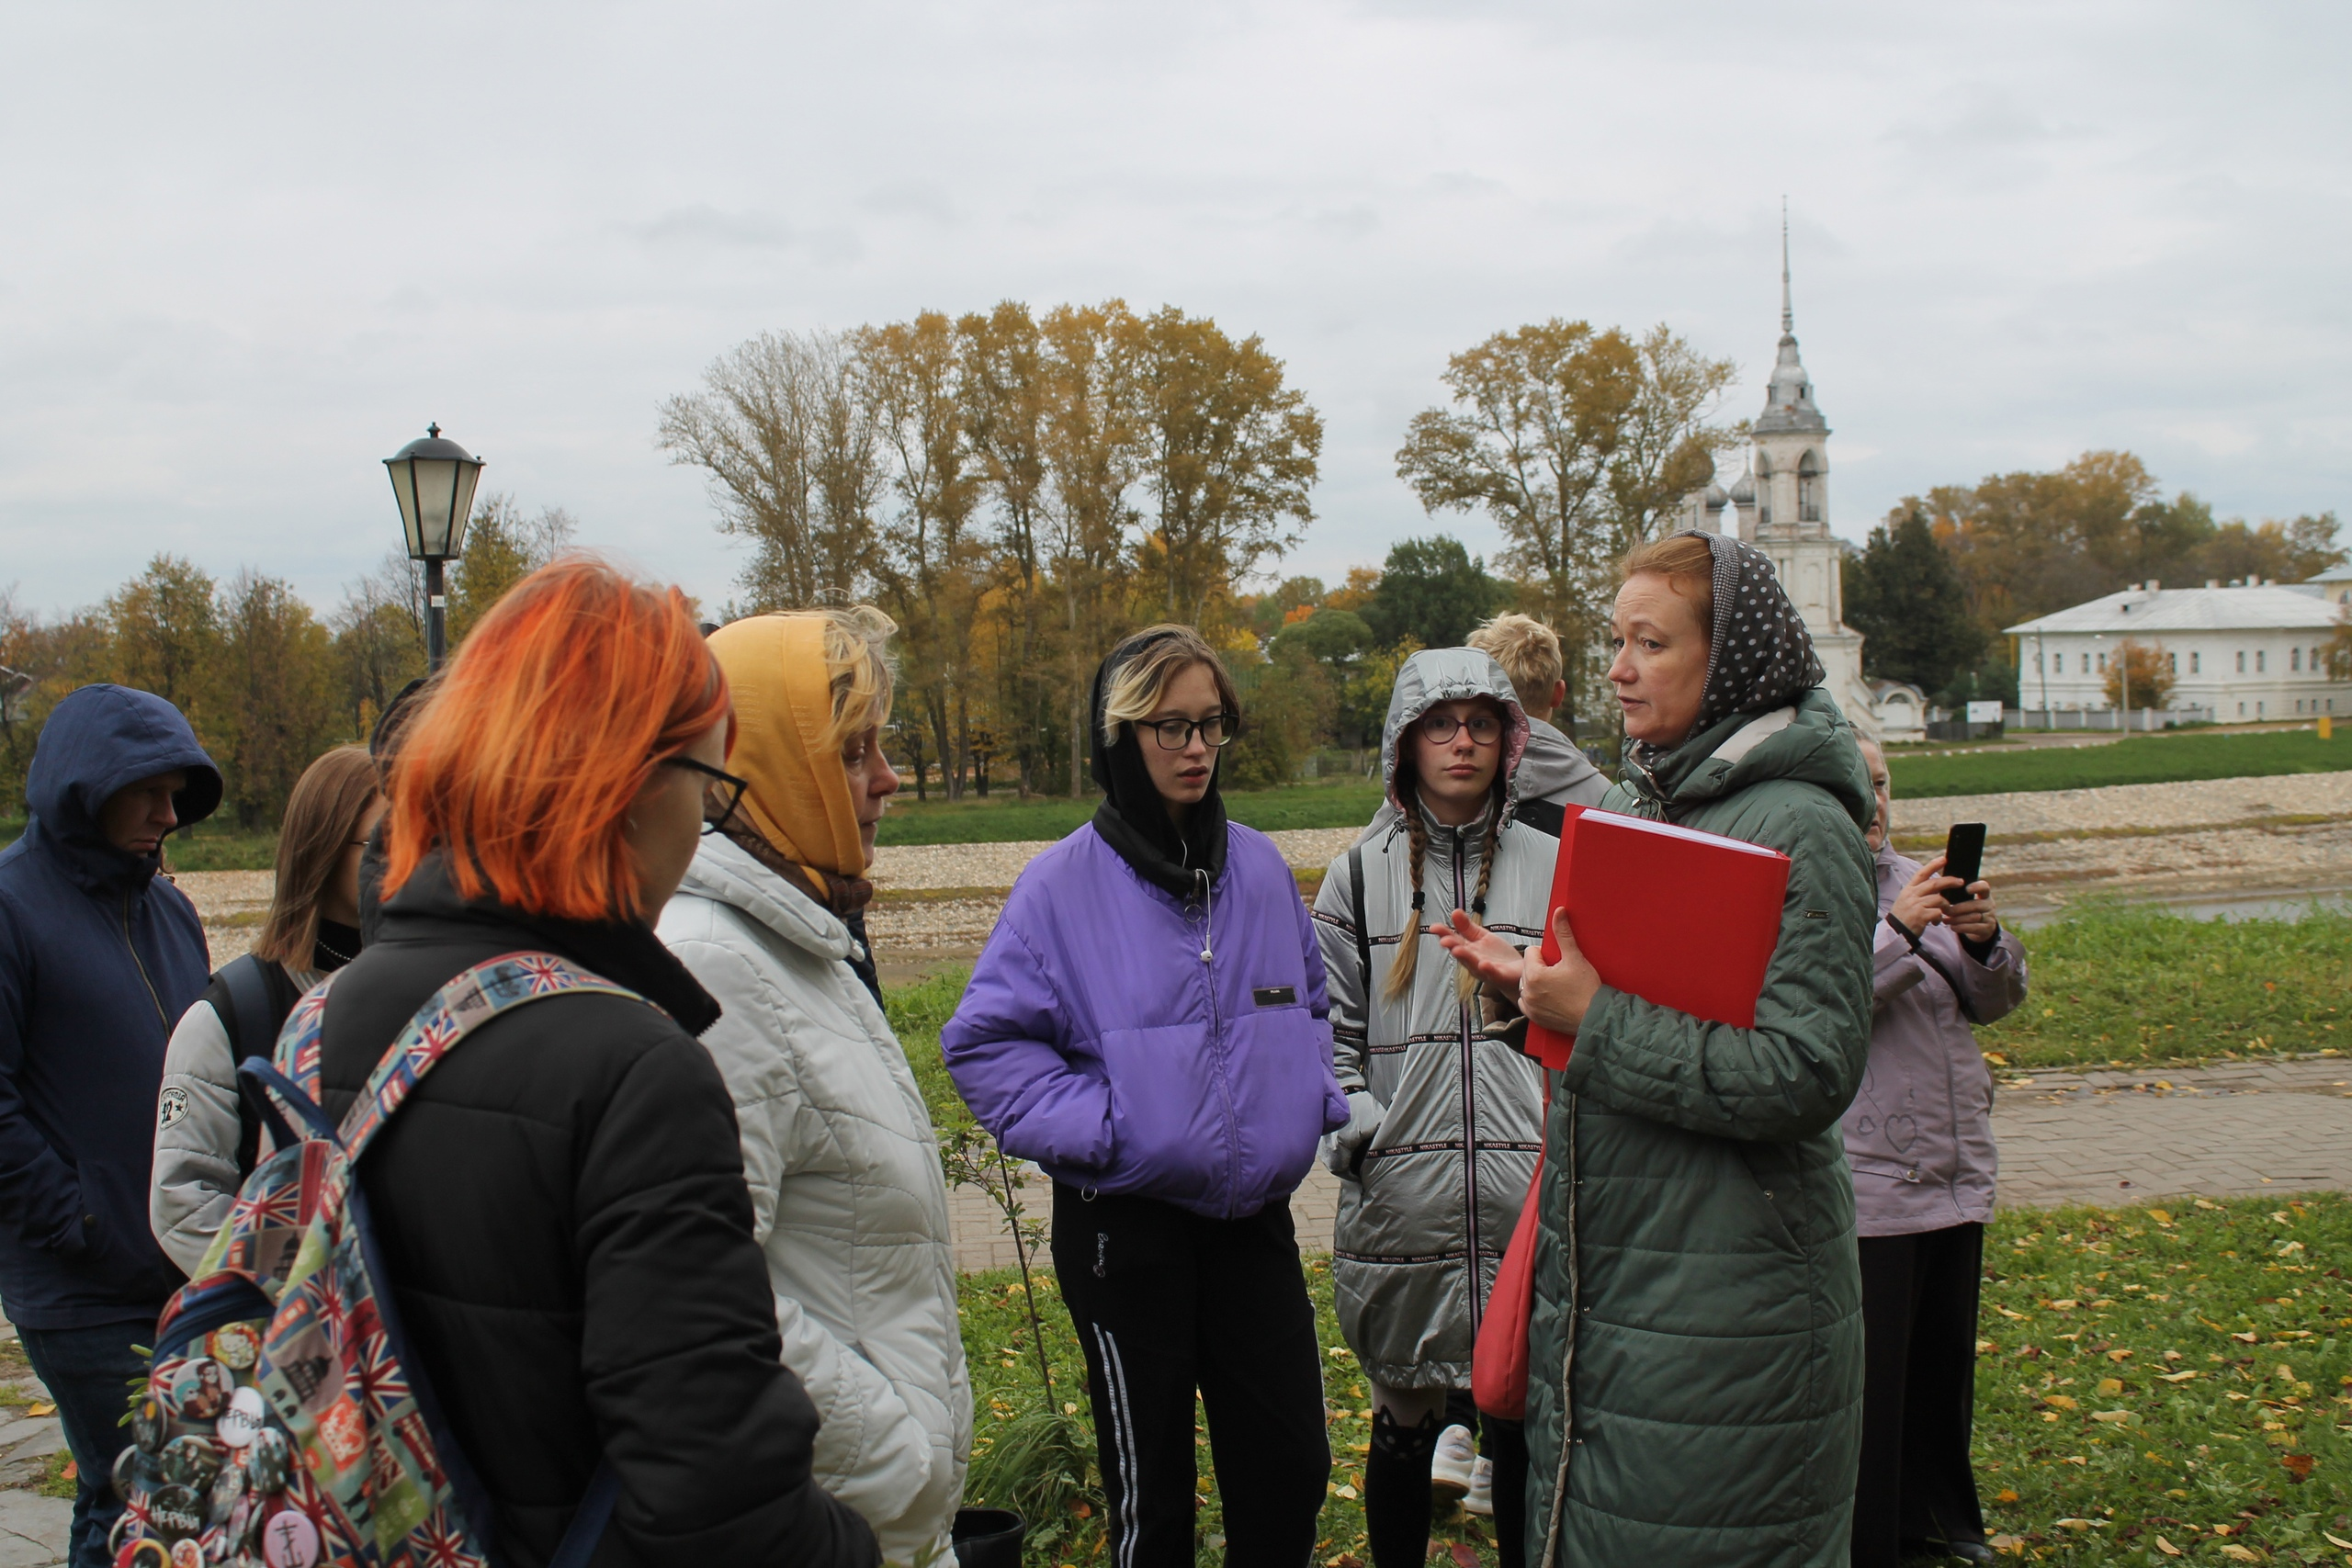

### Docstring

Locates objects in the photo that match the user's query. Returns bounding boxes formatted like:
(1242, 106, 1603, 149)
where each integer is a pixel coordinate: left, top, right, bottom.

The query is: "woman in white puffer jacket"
(657, 606, 970, 1568)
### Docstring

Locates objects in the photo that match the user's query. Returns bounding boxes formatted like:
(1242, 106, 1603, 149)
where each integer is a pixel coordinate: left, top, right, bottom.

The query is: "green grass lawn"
(1976, 904, 2351, 1074)
(877, 775, 1388, 847)
(0, 815, 280, 871)
(1890, 729, 2351, 799)
(955, 1196, 2352, 1566)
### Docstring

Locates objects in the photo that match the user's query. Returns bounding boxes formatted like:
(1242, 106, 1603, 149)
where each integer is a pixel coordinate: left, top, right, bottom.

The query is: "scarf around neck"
(1086, 630, 1229, 902)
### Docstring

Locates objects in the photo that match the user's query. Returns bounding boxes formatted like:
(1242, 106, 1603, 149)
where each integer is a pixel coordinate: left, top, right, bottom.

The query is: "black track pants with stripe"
(1051, 1182, 1332, 1568)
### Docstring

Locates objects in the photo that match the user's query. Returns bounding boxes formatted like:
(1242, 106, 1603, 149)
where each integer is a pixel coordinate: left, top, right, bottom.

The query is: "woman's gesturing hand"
(1521, 908, 1602, 1036)
(1433, 908, 1526, 991)
(1888, 853, 1962, 941)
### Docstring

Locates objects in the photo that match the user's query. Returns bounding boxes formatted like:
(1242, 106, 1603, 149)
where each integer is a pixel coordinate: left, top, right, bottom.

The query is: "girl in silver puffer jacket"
(1312, 649, 1557, 1568)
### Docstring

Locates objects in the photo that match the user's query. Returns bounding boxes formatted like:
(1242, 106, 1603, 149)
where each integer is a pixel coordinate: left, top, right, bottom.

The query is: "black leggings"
(1852, 1223, 1988, 1566)
(1052, 1184, 1331, 1568)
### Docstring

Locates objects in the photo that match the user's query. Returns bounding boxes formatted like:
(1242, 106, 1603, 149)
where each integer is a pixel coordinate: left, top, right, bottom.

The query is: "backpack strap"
(1513, 796, 1566, 840)
(336, 952, 642, 1159)
(1349, 843, 1374, 1054)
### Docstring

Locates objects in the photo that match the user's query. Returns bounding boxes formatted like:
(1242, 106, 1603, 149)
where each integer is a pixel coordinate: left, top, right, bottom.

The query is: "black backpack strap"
(213, 955, 301, 1178)
(1513, 796, 1566, 840)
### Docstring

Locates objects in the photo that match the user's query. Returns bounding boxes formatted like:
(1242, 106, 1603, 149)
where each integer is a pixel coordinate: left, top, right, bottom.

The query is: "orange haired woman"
(308, 558, 876, 1567)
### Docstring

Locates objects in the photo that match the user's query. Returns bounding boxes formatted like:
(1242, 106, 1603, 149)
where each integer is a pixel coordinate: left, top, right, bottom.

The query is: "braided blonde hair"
(1381, 773, 1509, 1006)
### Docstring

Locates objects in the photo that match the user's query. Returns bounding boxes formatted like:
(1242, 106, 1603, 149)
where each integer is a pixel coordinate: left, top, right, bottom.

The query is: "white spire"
(1781, 197, 1793, 336)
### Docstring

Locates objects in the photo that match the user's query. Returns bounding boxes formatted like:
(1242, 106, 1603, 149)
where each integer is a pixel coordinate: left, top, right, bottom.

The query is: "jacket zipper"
(122, 891, 167, 1026)
(1452, 825, 1482, 1332)
(1541, 1087, 1581, 1566)
(1194, 872, 1241, 1216)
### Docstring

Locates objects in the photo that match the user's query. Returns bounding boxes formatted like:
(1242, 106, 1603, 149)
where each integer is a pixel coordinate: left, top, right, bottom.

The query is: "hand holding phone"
(1941, 822, 1986, 905)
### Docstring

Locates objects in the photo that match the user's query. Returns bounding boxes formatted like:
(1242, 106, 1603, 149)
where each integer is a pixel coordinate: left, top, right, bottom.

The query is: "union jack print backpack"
(111, 953, 632, 1568)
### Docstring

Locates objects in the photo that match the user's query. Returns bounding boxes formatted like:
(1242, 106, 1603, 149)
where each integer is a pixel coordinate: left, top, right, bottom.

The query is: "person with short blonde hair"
(1466, 613, 1607, 831)
(944, 624, 1350, 1568)
(660, 606, 972, 1567)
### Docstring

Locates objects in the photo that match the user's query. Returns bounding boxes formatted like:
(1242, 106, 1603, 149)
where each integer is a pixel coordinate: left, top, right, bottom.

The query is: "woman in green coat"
(1441, 530, 1877, 1566)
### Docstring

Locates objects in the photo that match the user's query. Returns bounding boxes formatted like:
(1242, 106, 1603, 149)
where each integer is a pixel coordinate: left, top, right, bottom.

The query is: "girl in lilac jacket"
(943, 626, 1349, 1568)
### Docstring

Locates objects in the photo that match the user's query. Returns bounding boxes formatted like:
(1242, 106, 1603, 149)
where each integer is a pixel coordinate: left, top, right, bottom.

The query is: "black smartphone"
(1942, 822, 1987, 903)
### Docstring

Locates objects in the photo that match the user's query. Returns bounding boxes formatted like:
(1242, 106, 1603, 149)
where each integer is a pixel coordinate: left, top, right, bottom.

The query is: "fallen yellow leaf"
(2051, 1298, 2080, 1310)
(1995, 1488, 2019, 1504)
(2234, 1331, 2261, 1343)
(1996, 1305, 2027, 1320)
(1333, 1484, 1358, 1500)
(2148, 1209, 2174, 1224)
(2160, 1370, 2199, 1382)
(1975, 1338, 1997, 1354)
(2055, 1517, 2093, 1531)
(2108, 1348, 2133, 1361)
(2043, 1393, 2078, 1409)
(2092, 1408, 2132, 1423)
(2221, 1547, 2260, 1563)
(2154, 1535, 2183, 1557)
(2097, 1377, 2125, 1394)
(2324, 1530, 2352, 1550)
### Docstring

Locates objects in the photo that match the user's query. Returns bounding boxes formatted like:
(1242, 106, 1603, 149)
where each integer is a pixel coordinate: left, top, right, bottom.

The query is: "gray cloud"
(0, 0, 2346, 616)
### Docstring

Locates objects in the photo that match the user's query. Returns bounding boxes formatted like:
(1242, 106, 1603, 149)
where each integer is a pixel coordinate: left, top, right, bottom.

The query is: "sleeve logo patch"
(1252, 986, 1299, 1008)
(157, 1087, 189, 1130)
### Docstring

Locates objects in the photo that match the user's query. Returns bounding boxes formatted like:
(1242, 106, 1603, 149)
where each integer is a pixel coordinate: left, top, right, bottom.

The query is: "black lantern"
(383, 423, 485, 671)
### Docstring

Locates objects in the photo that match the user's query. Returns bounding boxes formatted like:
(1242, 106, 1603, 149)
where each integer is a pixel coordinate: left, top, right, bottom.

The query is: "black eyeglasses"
(1139, 713, 1240, 750)
(1418, 711, 1502, 746)
(664, 756, 751, 835)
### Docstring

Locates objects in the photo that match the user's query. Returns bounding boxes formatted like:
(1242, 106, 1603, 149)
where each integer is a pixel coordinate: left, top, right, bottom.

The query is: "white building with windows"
(1681, 227, 1881, 739)
(2006, 583, 2346, 722)
(2307, 562, 2352, 610)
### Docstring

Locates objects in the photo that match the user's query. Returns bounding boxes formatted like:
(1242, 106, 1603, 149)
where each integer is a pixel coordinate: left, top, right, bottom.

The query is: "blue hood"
(24, 684, 220, 894)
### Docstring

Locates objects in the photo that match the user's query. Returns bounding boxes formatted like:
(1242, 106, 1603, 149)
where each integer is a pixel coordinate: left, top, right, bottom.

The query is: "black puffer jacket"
(316, 856, 877, 1568)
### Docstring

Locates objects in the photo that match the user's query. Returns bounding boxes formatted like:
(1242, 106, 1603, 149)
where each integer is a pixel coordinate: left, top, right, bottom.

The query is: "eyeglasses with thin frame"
(1139, 713, 1240, 750)
(663, 755, 752, 835)
(1417, 711, 1503, 746)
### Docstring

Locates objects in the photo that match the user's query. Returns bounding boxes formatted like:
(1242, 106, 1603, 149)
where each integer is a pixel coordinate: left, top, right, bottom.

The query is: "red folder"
(1523, 807, 1790, 1067)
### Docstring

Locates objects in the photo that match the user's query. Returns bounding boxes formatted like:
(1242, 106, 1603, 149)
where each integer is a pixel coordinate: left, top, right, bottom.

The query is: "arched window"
(1797, 451, 1821, 523)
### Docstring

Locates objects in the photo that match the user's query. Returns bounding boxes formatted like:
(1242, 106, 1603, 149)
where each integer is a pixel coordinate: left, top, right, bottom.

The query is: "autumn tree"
(2192, 512, 2343, 586)
(2101, 643, 2177, 711)
(1130, 306, 1322, 626)
(107, 556, 221, 724)
(959, 301, 1058, 796)
(859, 312, 985, 799)
(659, 330, 883, 610)
(1395, 321, 1736, 710)
(447, 495, 578, 642)
(215, 571, 340, 827)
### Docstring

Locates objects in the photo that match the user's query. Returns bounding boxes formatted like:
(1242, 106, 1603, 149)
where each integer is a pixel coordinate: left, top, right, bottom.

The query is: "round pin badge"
(115, 1538, 171, 1568)
(244, 1428, 291, 1495)
(169, 1539, 203, 1568)
(258, 1508, 320, 1568)
(131, 1396, 164, 1454)
(215, 1388, 266, 1450)
(171, 1359, 232, 1422)
(207, 1324, 262, 1372)
(149, 1483, 205, 1541)
(109, 1442, 159, 1504)
(158, 1436, 222, 1493)
(207, 1458, 246, 1526)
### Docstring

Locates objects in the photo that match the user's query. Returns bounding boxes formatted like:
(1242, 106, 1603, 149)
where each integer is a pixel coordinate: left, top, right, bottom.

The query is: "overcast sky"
(3, 1, 2346, 616)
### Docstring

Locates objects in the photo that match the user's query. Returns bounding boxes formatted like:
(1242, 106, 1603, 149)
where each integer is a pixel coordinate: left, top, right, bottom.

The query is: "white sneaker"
(1461, 1454, 1496, 1517)
(1430, 1423, 1476, 1504)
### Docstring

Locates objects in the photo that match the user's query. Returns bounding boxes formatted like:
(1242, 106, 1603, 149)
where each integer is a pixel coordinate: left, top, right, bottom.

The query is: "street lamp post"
(382, 423, 485, 672)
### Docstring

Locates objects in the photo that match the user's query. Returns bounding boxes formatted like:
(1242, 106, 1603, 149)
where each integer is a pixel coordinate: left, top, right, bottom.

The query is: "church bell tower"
(1693, 207, 1878, 738)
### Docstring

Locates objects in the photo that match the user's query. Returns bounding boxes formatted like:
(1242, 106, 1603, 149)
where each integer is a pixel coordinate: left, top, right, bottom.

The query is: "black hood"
(1087, 629, 1229, 901)
(23, 683, 221, 896)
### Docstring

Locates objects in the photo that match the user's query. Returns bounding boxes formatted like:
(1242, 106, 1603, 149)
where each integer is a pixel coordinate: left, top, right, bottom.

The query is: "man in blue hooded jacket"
(0, 684, 219, 1567)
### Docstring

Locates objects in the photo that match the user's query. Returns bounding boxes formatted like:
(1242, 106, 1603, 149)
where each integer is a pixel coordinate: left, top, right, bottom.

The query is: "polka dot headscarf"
(1692, 531, 1825, 732)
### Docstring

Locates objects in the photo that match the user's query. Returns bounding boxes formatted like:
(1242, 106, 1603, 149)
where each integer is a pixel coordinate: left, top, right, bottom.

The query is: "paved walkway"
(948, 1057, 2352, 1269)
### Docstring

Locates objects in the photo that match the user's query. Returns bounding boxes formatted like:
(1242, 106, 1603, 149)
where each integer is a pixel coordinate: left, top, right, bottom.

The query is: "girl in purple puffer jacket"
(943, 625, 1351, 1568)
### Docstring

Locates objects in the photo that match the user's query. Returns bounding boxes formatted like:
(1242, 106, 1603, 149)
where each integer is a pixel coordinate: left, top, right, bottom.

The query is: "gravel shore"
(179, 769, 2352, 963)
